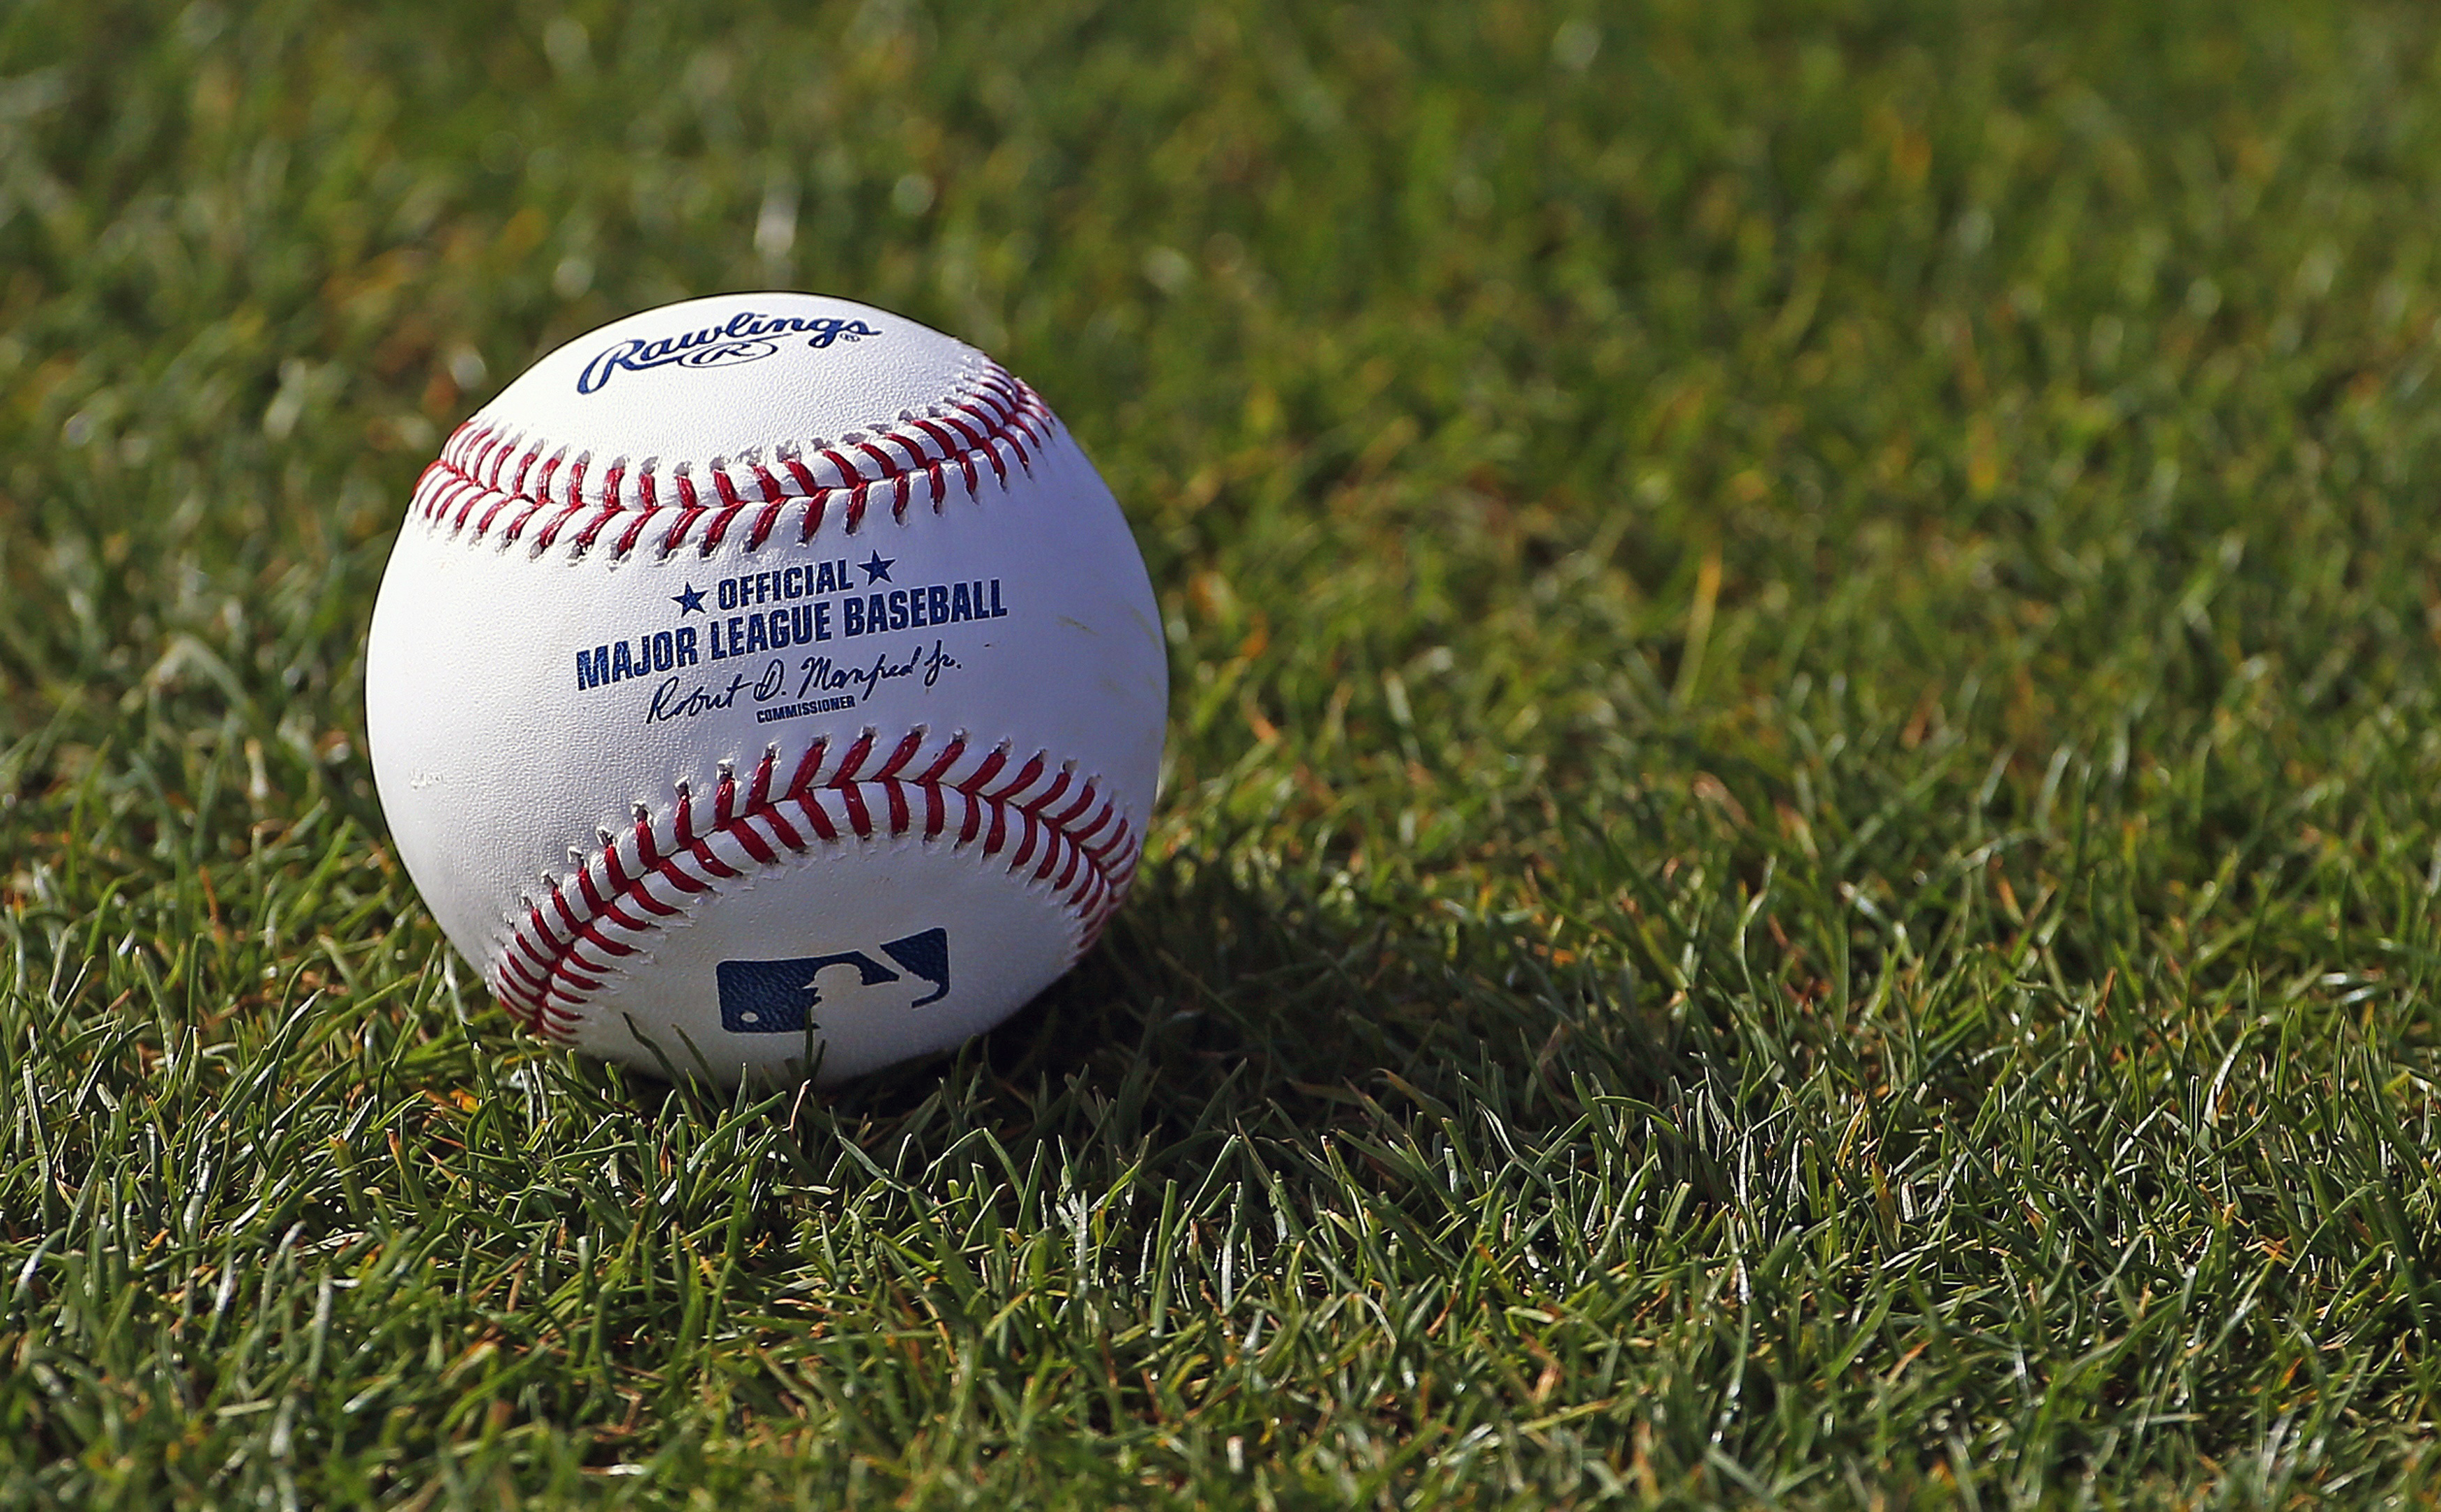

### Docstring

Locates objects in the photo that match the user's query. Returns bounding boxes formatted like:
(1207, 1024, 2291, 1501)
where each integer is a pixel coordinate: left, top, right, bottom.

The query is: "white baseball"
(365, 292, 1166, 1087)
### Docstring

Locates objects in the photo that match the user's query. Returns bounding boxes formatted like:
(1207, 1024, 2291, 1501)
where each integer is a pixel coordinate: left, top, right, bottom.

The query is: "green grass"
(8, 0, 2441, 1503)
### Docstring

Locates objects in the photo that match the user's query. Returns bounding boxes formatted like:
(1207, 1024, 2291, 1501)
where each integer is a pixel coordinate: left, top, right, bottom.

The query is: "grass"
(6, 0, 2441, 1503)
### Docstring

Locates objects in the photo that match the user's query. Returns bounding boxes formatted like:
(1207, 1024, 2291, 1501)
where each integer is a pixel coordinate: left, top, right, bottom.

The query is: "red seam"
(508, 440, 544, 499)
(485, 740, 1138, 1037)
(469, 428, 509, 487)
(415, 364, 1049, 559)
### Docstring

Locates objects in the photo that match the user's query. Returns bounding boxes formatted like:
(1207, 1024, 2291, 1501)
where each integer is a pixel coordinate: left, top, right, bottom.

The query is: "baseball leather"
(365, 292, 1166, 1086)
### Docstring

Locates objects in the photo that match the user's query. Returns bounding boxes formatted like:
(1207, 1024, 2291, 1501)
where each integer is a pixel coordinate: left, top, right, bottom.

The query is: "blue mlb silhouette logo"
(716, 928, 950, 1034)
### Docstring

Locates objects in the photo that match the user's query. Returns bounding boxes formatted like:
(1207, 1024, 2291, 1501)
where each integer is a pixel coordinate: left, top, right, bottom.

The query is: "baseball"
(365, 293, 1167, 1087)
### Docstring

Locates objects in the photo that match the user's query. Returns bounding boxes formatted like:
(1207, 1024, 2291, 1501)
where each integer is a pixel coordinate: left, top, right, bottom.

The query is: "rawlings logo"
(576, 311, 879, 395)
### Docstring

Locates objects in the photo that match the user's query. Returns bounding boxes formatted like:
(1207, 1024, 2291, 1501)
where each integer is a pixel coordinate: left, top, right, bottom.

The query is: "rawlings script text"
(576, 312, 879, 395)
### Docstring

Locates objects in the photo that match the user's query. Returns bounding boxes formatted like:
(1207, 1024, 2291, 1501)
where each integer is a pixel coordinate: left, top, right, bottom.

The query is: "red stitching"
(412, 362, 1056, 561)
(488, 733, 1138, 1040)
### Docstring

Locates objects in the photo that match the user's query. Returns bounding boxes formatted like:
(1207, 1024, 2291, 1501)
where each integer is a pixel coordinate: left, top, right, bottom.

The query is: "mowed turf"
(5, 0, 2441, 1504)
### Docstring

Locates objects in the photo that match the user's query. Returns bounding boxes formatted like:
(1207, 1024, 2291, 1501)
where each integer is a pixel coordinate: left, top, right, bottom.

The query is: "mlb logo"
(716, 928, 951, 1034)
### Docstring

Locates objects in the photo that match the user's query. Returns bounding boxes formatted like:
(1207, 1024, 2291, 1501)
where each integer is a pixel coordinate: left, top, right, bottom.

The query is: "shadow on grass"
(606, 847, 1688, 1167)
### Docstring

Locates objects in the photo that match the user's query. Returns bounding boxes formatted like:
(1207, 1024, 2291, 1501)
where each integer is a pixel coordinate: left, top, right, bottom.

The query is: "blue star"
(859, 551, 895, 584)
(671, 583, 708, 614)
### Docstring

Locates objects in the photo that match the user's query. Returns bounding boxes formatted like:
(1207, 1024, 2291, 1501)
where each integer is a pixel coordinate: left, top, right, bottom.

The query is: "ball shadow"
(801, 850, 1688, 1150)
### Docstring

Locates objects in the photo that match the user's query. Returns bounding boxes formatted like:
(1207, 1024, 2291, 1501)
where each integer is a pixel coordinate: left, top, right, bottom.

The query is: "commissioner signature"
(645, 642, 962, 725)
